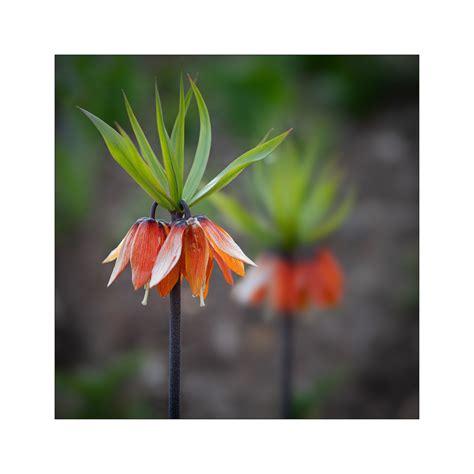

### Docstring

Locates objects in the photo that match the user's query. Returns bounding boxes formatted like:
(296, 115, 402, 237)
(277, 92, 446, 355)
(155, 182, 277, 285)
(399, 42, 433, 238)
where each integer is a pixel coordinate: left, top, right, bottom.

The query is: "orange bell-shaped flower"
(150, 216, 255, 306)
(102, 218, 169, 304)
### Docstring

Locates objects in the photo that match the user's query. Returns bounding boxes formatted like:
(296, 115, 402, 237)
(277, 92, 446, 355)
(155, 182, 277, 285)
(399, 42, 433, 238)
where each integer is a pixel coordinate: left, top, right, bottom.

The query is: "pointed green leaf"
(188, 129, 291, 207)
(122, 92, 168, 190)
(171, 84, 193, 151)
(303, 187, 355, 242)
(171, 76, 185, 195)
(209, 192, 273, 242)
(155, 81, 179, 202)
(79, 107, 174, 210)
(256, 128, 274, 146)
(183, 79, 212, 201)
(116, 124, 175, 209)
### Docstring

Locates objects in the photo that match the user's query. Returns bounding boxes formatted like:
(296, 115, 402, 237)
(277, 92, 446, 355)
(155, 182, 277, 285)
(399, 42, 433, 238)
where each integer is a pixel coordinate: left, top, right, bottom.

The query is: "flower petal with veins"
(212, 245, 245, 277)
(202, 258, 214, 299)
(184, 222, 209, 296)
(130, 219, 167, 290)
(198, 216, 256, 266)
(149, 220, 186, 288)
(157, 257, 182, 297)
(211, 247, 233, 285)
(107, 221, 141, 287)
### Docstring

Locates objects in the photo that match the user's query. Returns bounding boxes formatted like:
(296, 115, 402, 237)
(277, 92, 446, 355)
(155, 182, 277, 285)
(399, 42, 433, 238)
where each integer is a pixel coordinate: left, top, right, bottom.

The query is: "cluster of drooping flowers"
(103, 205, 255, 307)
(81, 77, 290, 307)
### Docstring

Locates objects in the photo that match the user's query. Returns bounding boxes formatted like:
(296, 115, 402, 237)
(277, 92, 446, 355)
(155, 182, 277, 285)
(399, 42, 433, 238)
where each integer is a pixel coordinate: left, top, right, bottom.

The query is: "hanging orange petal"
(211, 247, 233, 285)
(319, 249, 344, 289)
(270, 257, 298, 312)
(309, 249, 344, 307)
(183, 221, 209, 296)
(214, 247, 245, 277)
(202, 258, 214, 299)
(149, 220, 186, 288)
(130, 219, 167, 290)
(160, 221, 171, 236)
(294, 261, 311, 311)
(107, 220, 141, 287)
(157, 257, 182, 297)
(197, 216, 256, 266)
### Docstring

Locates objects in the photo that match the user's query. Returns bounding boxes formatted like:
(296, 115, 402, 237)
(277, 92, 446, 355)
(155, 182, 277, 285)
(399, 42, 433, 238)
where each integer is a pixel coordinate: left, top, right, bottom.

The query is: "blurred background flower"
(55, 55, 419, 419)
(212, 134, 355, 417)
(212, 135, 353, 310)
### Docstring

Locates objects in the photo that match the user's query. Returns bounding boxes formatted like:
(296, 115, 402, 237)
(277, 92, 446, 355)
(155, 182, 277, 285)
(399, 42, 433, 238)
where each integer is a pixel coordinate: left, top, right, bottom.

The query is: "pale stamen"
(141, 283, 150, 306)
(199, 287, 205, 307)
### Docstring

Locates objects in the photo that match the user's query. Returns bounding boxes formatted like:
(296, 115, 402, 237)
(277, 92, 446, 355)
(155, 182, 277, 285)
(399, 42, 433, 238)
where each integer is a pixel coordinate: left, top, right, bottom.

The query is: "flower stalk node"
(149, 201, 158, 219)
(179, 199, 192, 220)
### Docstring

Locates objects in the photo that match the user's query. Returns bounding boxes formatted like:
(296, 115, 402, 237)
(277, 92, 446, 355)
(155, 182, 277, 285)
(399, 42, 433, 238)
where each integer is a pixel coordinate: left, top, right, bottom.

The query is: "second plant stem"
(280, 312, 294, 418)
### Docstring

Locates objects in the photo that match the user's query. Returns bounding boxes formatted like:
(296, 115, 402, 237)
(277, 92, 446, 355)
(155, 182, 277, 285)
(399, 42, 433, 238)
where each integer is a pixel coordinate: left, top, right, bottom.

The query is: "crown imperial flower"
(103, 217, 169, 304)
(233, 249, 343, 312)
(149, 215, 255, 306)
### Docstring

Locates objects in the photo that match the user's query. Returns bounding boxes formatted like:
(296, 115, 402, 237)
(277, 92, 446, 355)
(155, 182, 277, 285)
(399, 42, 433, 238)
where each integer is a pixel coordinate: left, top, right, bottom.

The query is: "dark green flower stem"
(150, 201, 158, 219)
(280, 312, 294, 418)
(179, 199, 192, 219)
(166, 200, 192, 419)
(168, 206, 185, 419)
(169, 276, 181, 419)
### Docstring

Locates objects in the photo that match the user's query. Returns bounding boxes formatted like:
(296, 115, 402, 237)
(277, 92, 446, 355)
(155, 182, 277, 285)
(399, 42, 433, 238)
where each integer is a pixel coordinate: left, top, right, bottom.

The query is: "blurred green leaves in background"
(292, 369, 349, 419)
(56, 352, 155, 419)
(56, 56, 418, 241)
(211, 134, 354, 251)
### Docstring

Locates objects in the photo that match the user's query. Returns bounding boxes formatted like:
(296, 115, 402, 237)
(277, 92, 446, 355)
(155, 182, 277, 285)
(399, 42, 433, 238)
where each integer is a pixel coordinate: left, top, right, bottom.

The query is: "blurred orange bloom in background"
(233, 249, 344, 313)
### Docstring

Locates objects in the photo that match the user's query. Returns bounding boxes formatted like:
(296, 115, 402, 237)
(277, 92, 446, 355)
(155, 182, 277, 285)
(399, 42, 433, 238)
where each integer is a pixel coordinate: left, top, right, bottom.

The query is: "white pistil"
(141, 284, 150, 306)
(199, 287, 205, 307)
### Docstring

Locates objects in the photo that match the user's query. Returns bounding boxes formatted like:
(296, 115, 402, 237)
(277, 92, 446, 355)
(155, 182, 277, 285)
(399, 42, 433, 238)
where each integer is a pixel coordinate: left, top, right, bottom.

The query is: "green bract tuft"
(79, 77, 290, 213)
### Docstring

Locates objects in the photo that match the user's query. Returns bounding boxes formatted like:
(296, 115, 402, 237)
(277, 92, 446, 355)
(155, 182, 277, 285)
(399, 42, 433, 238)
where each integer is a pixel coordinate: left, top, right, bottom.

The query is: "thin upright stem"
(168, 209, 183, 419)
(168, 281, 181, 418)
(280, 312, 294, 418)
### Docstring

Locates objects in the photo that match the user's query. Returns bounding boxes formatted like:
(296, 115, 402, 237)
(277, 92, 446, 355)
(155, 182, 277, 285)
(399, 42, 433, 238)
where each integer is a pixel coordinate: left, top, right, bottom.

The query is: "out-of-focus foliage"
(56, 56, 150, 239)
(292, 369, 349, 418)
(210, 134, 354, 251)
(56, 352, 155, 419)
